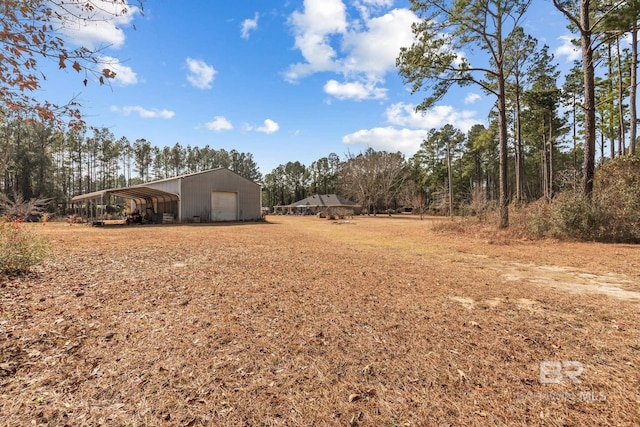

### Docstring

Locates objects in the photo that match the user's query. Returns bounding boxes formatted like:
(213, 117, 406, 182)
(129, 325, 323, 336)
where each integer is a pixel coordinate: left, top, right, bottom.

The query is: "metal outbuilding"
(71, 168, 262, 223)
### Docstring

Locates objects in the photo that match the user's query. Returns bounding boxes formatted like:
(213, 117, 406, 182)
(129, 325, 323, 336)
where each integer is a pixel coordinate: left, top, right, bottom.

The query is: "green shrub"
(0, 219, 50, 275)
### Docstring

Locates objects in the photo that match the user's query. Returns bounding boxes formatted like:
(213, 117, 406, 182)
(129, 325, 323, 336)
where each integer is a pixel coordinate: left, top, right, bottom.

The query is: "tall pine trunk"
(617, 36, 625, 155)
(541, 144, 548, 200)
(572, 92, 578, 191)
(497, 16, 509, 228)
(630, 22, 638, 155)
(514, 101, 524, 203)
(581, 1, 596, 196)
(608, 43, 616, 159)
(549, 112, 554, 199)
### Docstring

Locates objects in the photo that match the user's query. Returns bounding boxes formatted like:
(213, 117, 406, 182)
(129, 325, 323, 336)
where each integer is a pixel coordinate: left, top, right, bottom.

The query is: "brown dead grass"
(1, 216, 639, 426)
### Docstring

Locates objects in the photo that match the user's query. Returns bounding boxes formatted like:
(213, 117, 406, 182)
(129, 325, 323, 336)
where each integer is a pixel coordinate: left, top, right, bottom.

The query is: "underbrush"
(446, 157, 640, 243)
(0, 219, 50, 275)
(521, 157, 640, 243)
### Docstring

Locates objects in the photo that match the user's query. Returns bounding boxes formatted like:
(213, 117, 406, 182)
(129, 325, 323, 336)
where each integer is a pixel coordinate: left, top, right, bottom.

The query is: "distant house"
(274, 194, 361, 215)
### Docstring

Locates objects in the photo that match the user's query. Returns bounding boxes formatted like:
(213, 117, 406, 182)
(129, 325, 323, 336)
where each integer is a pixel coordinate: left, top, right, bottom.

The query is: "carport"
(71, 185, 180, 224)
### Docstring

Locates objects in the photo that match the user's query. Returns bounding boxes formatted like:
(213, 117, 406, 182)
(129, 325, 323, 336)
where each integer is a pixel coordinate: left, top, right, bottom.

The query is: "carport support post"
(177, 178, 182, 222)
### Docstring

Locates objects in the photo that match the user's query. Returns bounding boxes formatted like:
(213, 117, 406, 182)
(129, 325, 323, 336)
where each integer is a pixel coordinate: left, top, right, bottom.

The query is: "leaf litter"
(0, 216, 638, 426)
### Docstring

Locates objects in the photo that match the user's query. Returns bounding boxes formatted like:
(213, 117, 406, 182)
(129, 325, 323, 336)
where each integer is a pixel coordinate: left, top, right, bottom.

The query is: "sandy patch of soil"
(463, 254, 640, 301)
(501, 262, 640, 300)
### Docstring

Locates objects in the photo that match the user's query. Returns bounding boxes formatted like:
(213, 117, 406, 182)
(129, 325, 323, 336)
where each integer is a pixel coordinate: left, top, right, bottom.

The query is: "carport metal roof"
(71, 186, 179, 205)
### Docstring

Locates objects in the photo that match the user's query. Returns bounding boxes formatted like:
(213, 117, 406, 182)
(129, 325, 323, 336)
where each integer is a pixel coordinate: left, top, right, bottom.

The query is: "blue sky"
(41, 0, 581, 175)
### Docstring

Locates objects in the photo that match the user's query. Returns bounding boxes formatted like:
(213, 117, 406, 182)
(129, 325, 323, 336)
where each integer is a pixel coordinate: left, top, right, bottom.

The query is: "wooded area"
(0, 123, 261, 214)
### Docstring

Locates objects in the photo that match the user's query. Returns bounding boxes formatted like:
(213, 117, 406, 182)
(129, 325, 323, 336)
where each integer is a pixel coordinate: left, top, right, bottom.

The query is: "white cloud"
(359, 0, 394, 6)
(241, 13, 259, 39)
(555, 35, 580, 62)
(286, 2, 419, 102)
(55, 0, 140, 49)
(464, 93, 481, 105)
(385, 102, 481, 133)
(256, 119, 280, 134)
(205, 116, 233, 131)
(53, 1, 140, 86)
(111, 105, 175, 119)
(98, 56, 137, 85)
(285, 0, 349, 81)
(245, 119, 280, 134)
(186, 58, 216, 89)
(343, 127, 428, 153)
(354, 0, 394, 19)
(342, 102, 484, 156)
(323, 79, 387, 100)
(341, 8, 419, 76)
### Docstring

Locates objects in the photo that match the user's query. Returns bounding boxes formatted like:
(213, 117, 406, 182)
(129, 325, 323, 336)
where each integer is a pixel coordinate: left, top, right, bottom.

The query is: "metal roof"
(280, 194, 358, 208)
(71, 186, 179, 204)
(70, 167, 263, 205)
(109, 187, 179, 204)
(71, 189, 110, 203)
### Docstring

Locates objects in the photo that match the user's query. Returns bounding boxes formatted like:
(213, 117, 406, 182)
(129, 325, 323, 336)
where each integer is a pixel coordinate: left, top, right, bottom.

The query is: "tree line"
(397, 0, 639, 227)
(263, 151, 408, 214)
(0, 122, 261, 215)
(267, 0, 640, 217)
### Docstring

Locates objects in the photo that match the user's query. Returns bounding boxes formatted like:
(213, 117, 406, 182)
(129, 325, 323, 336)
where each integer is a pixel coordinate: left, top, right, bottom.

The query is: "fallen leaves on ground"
(0, 216, 638, 426)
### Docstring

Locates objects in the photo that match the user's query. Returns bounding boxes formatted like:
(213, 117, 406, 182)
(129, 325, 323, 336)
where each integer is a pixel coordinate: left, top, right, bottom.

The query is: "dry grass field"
(1, 215, 639, 426)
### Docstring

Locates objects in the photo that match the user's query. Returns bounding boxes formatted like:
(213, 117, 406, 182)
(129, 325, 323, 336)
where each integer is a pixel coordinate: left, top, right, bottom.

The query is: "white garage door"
(211, 191, 238, 221)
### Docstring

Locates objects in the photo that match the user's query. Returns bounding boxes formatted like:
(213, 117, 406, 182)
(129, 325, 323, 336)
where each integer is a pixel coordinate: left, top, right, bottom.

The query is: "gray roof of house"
(283, 194, 358, 208)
